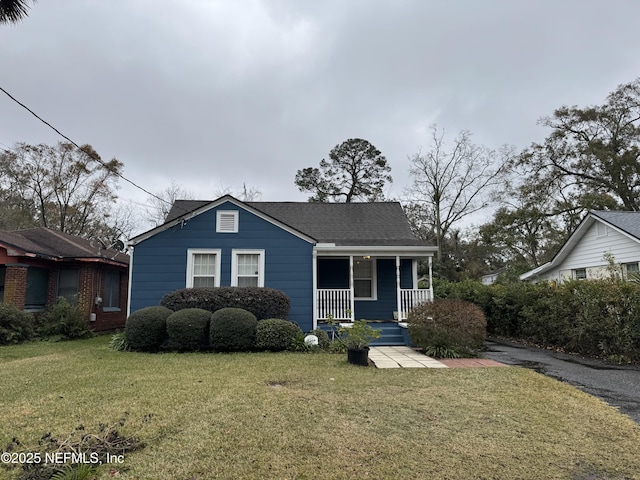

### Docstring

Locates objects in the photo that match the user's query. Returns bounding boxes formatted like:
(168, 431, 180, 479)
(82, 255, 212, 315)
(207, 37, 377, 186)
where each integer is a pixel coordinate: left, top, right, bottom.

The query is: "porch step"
(370, 323, 405, 346)
(317, 322, 407, 346)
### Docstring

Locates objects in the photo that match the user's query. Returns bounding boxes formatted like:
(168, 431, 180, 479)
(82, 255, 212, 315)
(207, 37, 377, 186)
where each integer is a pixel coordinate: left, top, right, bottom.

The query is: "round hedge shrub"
(256, 319, 303, 351)
(125, 306, 172, 352)
(160, 287, 290, 320)
(0, 302, 34, 345)
(166, 308, 212, 351)
(209, 307, 257, 352)
(407, 298, 487, 358)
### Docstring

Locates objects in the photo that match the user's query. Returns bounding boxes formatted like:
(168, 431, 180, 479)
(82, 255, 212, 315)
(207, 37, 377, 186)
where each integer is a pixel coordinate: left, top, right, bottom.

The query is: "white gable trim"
(128, 195, 317, 245)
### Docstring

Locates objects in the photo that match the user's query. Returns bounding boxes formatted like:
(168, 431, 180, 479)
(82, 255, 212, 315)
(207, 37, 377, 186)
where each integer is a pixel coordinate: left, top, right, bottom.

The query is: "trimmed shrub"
(166, 308, 211, 351)
(256, 319, 303, 351)
(209, 307, 257, 352)
(408, 298, 487, 357)
(0, 302, 34, 345)
(125, 306, 172, 352)
(160, 287, 290, 320)
(35, 297, 93, 340)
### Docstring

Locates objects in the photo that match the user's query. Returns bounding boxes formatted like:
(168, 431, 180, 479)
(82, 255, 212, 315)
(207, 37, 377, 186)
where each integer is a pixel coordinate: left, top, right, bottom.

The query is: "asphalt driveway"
(484, 338, 640, 425)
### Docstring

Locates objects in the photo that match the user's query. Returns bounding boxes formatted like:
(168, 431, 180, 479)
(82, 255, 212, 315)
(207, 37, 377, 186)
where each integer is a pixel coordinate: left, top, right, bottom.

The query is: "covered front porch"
(312, 245, 435, 328)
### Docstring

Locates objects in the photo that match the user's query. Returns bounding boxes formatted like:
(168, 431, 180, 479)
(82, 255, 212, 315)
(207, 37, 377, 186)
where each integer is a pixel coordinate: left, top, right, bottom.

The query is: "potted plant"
(338, 320, 381, 366)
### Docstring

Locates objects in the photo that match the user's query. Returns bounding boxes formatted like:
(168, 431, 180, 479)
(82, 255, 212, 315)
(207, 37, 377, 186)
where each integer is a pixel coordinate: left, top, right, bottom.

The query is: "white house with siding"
(520, 211, 640, 283)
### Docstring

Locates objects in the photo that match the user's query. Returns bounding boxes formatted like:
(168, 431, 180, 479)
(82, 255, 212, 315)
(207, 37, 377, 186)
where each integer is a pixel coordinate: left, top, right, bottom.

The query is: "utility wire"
(0, 85, 180, 210)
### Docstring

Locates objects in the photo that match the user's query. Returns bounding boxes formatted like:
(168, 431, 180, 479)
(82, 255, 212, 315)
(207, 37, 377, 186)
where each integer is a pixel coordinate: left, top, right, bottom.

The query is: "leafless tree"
(405, 125, 512, 260)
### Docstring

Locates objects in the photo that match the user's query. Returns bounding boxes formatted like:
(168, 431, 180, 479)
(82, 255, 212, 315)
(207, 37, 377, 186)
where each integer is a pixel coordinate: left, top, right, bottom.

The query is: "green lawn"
(1, 336, 640, 479)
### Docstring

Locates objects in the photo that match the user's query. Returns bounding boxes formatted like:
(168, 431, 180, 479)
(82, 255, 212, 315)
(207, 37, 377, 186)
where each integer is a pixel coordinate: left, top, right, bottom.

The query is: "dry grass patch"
(1, 337, 639, 479)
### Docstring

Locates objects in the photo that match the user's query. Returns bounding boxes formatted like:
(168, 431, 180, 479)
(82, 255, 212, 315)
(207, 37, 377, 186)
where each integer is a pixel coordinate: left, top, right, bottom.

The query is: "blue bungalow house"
(127, 195, 437, 339)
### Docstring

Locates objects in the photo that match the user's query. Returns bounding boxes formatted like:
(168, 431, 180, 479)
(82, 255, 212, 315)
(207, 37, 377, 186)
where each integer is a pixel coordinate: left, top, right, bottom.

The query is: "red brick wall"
(2, 259, 128, 332)
(4, 264, 28, 310)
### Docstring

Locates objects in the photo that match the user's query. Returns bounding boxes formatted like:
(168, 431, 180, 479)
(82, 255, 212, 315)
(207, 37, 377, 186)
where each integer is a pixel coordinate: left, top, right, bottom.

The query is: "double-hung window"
(186, 249, 221, 288)
(232, 250, 265, 287)
(57, 268, 79, 304)
(354, 258, 375, 299)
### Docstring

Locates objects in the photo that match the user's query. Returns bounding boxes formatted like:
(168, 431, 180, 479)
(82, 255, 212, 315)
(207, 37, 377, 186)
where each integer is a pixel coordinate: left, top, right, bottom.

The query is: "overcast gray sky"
(2, 0, 639, 233)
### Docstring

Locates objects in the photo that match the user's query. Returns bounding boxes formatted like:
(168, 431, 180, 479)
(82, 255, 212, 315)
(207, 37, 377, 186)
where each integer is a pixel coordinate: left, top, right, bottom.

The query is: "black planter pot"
(347, 346, 370, 366)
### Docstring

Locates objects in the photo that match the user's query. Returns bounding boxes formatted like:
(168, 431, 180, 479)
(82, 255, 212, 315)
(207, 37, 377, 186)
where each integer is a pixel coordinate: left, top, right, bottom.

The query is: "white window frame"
(574, 268, 587, 280)
(231, 249, 265, 287)
(216, 211, 239, 233)
(353, 257, 377, 301)
(186, 248, 221, 287)
(625, 262, 639, 277)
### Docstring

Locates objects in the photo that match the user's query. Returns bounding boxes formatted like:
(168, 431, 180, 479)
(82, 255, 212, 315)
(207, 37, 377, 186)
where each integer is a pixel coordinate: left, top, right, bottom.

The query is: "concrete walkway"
(369, 346, 506, 369)
(369, 346, 448, 368)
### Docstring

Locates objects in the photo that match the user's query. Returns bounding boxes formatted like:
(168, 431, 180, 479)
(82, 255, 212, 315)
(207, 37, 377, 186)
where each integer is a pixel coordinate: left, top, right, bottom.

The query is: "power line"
(0, 85, 177, 209)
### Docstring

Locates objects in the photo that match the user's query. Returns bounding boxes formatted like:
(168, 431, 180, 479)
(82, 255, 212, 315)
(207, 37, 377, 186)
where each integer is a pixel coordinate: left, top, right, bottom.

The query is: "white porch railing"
(399, 289, 432, 320)
(316, 288, 432, 322)
(317, 289, 352, 321)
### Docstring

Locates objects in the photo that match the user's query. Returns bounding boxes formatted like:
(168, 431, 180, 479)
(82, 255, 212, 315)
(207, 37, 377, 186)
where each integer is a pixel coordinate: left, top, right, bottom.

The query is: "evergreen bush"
(160, 287, 290, 320)
(408, 298, 486, 357)
(36, 297, 93, 340)
(255, 319, 303, 351)
(0, 302, 34, 345)
(209, 307, 257, 352)
(125, 306, 172, 352)
(166, 308, 211, 351)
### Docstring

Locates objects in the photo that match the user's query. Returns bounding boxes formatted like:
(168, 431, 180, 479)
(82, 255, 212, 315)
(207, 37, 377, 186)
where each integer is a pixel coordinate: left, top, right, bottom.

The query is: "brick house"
(0, 227, 129, 331)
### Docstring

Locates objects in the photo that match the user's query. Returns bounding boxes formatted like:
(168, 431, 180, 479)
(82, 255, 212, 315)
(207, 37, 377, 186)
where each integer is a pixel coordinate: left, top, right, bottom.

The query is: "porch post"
(312, 248, 318, 329)
(396, 255, 401, 321)
(428, 256, 434, 302)
(349, 255, 355, 322)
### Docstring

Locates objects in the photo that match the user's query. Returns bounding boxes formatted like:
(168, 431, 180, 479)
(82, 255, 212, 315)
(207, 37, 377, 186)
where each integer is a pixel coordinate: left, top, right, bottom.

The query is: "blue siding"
(130, 202, 315, 331)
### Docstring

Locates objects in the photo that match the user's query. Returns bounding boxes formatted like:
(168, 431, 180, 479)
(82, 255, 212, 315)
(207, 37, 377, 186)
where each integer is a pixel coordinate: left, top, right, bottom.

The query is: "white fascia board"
(129, 195, 316, 245)
(314, 244, 438, 257)
(520, 262, 551, 281)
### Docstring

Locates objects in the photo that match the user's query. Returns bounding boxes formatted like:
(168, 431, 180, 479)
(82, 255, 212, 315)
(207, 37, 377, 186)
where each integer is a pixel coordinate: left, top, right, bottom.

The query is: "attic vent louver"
(217, 211, 239, 233)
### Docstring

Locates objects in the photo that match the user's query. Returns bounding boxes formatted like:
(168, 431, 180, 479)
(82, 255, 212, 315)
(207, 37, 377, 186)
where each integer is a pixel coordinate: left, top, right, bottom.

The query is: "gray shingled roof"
(166, 199, 428, 246)
(0, 227, 129, 264)
(591, 211, 640, 240)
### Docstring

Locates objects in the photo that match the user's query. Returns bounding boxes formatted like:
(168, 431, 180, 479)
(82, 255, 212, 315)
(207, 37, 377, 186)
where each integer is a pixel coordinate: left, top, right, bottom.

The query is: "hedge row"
(160, 287, 291, 320)
(124, 306, 305, 352)
(437, 278, 640, 362)
(0, 298, 93, 345)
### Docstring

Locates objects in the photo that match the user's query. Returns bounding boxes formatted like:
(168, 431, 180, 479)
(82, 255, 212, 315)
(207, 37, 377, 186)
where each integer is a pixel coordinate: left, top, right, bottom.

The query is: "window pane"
(104, 271, 121, 309)
(194, 254, 216, 276)
(193, 276, 216, 288)
(354, 259, 372, 278)
(58, 269, 79, 304)
(26, 267, 48, 309)
(626, 262, 639, 273)
(238, 254, 259, 275)
(354, 279, 372, 298)
(238, 276, 258, 287)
